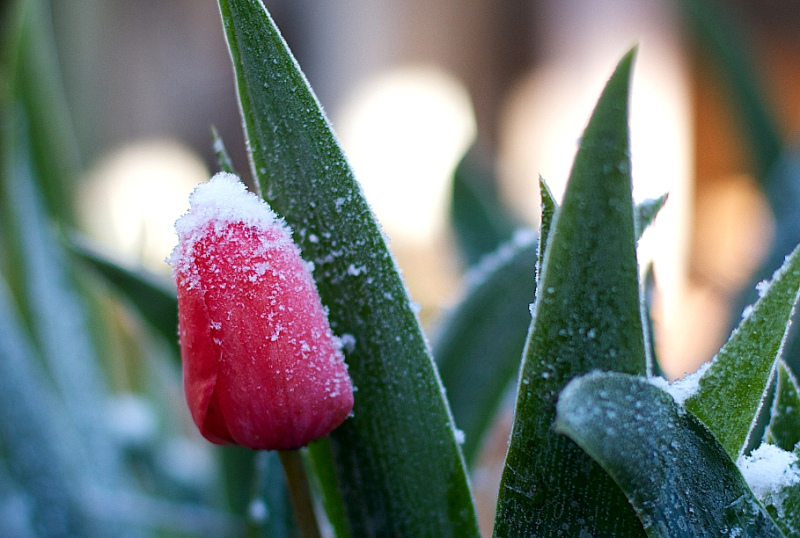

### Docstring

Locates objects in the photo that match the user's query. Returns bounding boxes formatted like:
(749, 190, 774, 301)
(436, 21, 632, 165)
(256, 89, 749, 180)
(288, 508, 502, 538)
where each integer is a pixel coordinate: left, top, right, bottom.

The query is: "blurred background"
(3, 0, 800, 534)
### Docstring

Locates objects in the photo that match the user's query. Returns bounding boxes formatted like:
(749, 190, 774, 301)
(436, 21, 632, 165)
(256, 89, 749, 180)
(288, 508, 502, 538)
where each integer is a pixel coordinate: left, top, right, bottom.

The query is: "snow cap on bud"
(168, 172, 353, 451)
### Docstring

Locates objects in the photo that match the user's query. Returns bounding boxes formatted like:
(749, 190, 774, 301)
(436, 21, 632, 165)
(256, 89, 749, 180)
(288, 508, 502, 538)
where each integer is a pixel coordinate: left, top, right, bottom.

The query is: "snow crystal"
(338, 333, 356, 353)
(738, 443, 800, 514)
(648, 361, 712, 405)
(347, 264, 366, 277)
(756, 279, 771, 298)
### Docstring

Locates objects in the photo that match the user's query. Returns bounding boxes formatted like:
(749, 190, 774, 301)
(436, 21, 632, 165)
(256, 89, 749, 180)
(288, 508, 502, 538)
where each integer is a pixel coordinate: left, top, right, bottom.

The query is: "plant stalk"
(279, 449, 322, 538)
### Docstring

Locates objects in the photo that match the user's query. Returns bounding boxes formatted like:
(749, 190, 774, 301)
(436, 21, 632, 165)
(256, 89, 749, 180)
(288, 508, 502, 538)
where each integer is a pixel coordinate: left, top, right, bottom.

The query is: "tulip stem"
(279, 449, 322, 538)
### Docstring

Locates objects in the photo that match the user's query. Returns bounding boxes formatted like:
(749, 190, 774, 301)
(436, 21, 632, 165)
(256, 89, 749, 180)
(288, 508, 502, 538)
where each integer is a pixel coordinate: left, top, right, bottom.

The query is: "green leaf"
(434, 185, 662, 467)
(766, 360, 800, 451)
(217, 1, 479, 535)
(433, 231, 537, 465)
(685, 243, 800, 459)
(450, 147, 517, 266)
(211, 126, 237, 175)
(634, 193, 667, 242)
(536, 176, 557, 282)
(68, 234, 179, 354)
(493, 50, 647, 536)
(555, 371, 784, 537)
(6, 0, 81, 225)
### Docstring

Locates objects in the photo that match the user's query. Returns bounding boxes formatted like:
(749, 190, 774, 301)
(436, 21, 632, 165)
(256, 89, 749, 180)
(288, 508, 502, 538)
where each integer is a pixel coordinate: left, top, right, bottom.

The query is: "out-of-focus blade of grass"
(6, 0, 81, 224)
(217, 1, 479, 535)
(2, 112, 130, 492)
(68, 234, 179, 355)
(685, 243, 800, 459)
(433, 231, 537, 465)
(211, 126, 236, 175)
(675, 0, 781, 179)
(0, 279, 91, 536)
(450, 147, 518, 266)
(556, 371, 784, 537)
(493, 50, 647, 537)
(765, 360, 800, 451)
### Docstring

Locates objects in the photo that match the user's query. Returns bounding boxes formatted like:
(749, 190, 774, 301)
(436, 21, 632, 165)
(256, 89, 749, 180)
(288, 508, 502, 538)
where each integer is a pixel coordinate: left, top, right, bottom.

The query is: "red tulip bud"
(169, 173, 354, 450)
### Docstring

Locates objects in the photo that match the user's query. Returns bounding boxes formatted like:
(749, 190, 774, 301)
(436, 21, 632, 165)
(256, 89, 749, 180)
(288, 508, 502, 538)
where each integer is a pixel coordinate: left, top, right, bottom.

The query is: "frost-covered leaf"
(0, 279, 91, 536)
(68, 234, 179, 353)
(433, 231, 537, 465)
(766, 360, 800, 451)
(685, 243, 800, 459)
(536, 177, 557, 283)
(492, 50, 647, 537)
(555, 371, 784, 537)
(217, 1, 478, 535)
(634, 193, 667, 242)
(1, 114, 129, 499)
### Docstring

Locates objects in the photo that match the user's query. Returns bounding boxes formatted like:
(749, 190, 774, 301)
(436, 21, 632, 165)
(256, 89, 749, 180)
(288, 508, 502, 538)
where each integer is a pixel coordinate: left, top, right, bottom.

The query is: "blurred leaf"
(643, 264, 662, 377)
(450, 147, 518, 266)
(217, 1, 479, 535)
(685, 243, 800, 459)
(68, 234, 179, 355)
(493, 50, 647, 536)
(0, 279, 91, 536)
(555, 371, 783, 537)
(675, 0, 781, 179)
(6, 0, 81, 224)
(765, 360, 800, 451)
(1, 110, 130, 497)
(211, 126, 236, 175)
(433, 231, 537, 465)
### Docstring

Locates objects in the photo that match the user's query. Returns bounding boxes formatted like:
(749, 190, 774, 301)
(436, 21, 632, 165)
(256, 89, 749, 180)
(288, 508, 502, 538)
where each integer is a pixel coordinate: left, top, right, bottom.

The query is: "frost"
(338, 333, 356, 353)
(168, 173, 292, 279)
(756, 280, 771, 298)
(737, 443, 800, 515)
(648, 361, 712, 405)
(347, 264, 367, 277)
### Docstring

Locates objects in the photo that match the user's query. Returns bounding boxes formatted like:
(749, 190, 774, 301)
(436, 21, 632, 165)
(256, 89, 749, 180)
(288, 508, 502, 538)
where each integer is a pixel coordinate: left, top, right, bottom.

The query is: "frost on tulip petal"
(168, 172, 354, 451)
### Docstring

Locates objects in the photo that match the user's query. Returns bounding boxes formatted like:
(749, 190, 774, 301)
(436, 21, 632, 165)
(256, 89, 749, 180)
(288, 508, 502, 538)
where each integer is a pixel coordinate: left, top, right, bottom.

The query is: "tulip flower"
(168, 172, 354, 450)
